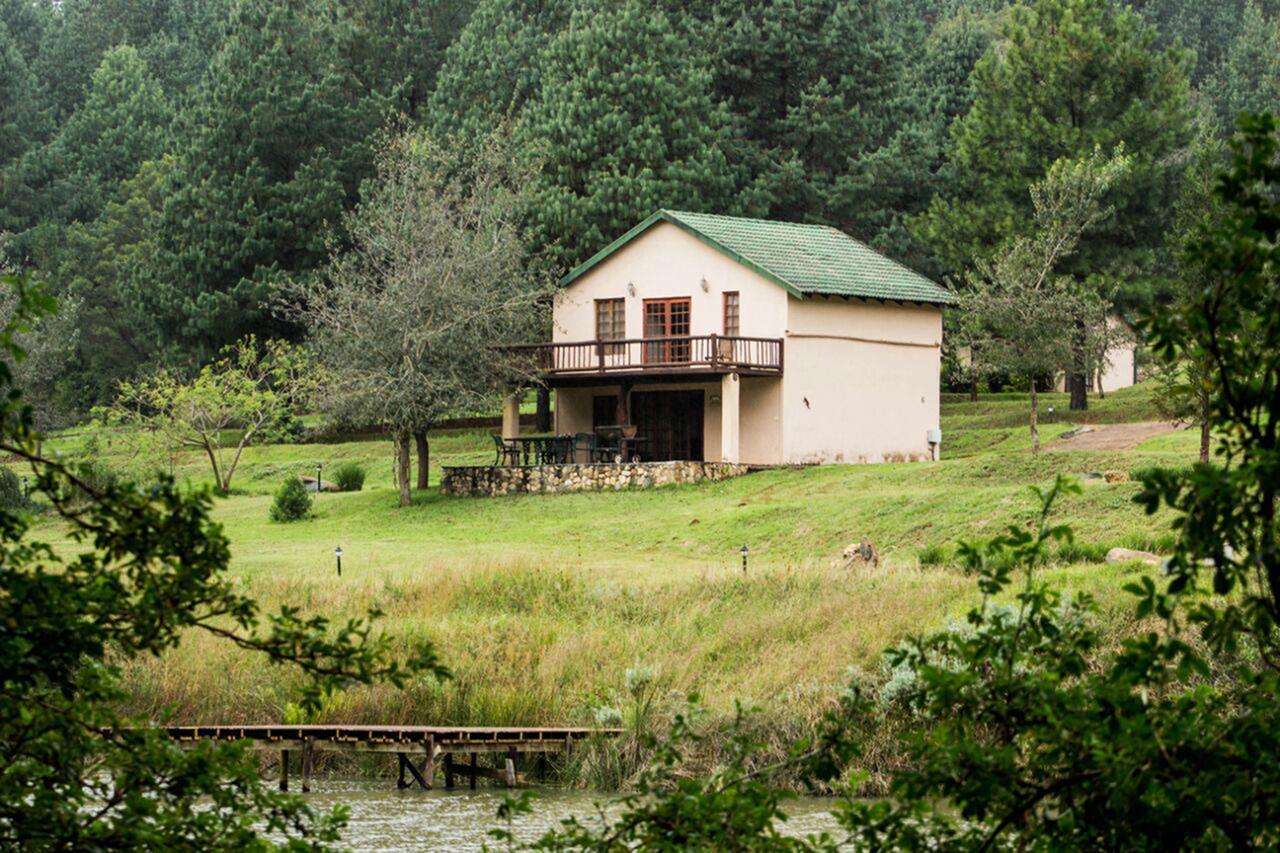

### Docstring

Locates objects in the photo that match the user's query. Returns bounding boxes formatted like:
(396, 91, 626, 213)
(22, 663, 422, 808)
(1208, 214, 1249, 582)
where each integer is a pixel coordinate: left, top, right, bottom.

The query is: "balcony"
(507, 335, 783, 384)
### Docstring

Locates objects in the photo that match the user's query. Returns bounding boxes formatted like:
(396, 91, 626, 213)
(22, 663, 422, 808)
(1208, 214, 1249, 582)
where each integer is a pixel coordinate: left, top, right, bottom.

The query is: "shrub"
(1053, 539, 1109, 564)
(331, 461, 366, 492)
(270, 477, 312, 522)
(917, 543, 952, 567)
(0, 468, 31, 512)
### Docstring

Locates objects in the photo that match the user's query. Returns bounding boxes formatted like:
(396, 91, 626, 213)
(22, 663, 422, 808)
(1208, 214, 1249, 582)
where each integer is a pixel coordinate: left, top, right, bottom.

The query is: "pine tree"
(923, 0, 1194, 297)
(520, 0, 740, 267)
(426, 0, 573, 149)
(1204, 2, 1280, 135)
(0, 21, 49, 172)
(139, 0, 394, 359)
(708, 0, 908, 225)
(837, 9, 997, 275)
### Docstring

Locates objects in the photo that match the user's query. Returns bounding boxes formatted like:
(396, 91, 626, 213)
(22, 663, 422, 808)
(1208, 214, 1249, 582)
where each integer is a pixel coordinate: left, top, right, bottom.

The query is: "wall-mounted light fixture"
(626, 282, 636, 297)
(710, 394, 721, 404)
(700, 277, 709, 293)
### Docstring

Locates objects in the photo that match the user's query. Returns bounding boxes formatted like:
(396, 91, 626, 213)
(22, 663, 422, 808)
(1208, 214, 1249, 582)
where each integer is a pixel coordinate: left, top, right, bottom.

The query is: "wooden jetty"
(152, 724, 619, 792)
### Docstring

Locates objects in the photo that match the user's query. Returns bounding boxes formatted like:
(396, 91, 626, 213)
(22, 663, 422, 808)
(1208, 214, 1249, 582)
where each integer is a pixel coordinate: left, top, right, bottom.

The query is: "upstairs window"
(595, 298, 626, 355)
(723, 292, 740, 337)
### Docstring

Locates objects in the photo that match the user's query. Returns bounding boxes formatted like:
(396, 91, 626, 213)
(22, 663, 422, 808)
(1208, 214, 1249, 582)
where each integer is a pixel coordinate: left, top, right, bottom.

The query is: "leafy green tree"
(839, 8, 997, 274)
(1131, 0, 1278, 85)
(139, 0, 393, 358)
(282, 130, 549, 506)
(25, 0, 231, 121)
(0, 20, 48, 169)
(959, 149, 1129, 452)
(521, 0, 740, 267)
(0, 272, 448, 847)
(99, 336, 318, 492)
(924, 0, 1193, 411)
(1151, 117, 1224, 462)
(346, 0, 477, 119)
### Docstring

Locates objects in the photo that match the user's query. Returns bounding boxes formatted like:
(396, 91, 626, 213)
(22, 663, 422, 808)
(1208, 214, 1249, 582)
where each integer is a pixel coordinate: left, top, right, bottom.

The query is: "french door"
(632, 391, 704, 461)
(643, 298, 691, 364)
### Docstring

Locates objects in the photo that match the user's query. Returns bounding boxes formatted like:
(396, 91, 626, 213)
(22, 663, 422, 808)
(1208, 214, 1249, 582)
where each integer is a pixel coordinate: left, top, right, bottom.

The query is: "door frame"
(642, 297, 692, 365)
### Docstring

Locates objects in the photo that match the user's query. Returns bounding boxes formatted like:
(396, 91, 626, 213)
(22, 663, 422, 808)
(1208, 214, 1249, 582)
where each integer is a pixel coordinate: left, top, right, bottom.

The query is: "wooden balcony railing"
(507, 335, 783, 376)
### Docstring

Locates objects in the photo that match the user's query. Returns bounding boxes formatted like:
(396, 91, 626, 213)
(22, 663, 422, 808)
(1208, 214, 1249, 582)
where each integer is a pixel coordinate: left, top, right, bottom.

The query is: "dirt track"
(1049, 421, 1182, 451)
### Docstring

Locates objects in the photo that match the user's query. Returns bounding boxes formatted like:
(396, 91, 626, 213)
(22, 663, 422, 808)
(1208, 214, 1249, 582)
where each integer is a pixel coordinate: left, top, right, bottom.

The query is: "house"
(506, 210, 953, 466)
(1054, 314, 1139, 395)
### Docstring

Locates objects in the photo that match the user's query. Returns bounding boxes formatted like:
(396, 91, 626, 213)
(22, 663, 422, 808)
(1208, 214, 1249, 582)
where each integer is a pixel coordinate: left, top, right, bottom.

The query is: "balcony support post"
(502, 390, 522, 439)
(721, 373, 740, 464)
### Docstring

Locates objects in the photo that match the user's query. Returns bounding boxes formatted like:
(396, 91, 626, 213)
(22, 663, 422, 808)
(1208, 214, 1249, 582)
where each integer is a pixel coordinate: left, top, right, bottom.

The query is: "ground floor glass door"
(631, 390, 704, 461)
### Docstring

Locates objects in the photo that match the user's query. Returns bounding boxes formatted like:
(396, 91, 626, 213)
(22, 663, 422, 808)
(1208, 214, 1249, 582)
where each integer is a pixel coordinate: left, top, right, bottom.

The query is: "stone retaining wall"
(440, 461, 751, 497)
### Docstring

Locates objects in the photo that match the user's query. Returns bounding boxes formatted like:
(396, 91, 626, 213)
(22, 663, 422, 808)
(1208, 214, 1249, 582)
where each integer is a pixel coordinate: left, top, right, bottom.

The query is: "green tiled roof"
(560, 209, 953, 305)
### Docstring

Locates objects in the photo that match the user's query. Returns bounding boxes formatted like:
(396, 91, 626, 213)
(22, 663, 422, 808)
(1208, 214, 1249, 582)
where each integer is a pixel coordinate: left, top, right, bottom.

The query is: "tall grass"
(47, 383, 1201, 789)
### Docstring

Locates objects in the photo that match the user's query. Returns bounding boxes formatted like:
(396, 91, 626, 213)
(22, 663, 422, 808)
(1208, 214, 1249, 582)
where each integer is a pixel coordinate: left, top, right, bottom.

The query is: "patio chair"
(535, 436, 566, 465)
(593, 432, 621, 463)
(571, 432, 596, 464)
(491, 434, 519, 467)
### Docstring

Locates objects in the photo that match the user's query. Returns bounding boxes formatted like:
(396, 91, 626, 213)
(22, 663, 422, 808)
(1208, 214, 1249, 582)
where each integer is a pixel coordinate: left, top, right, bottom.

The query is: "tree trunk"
(1096, 369, 1105, 399)
(1068, 371, 1088, 411)
(395, 431, 412, 507)
(414, 431, 429, 490)
(1200, 420, 1210, 464)
(1030, 384, 1040, 454)
(969, 376, 978, 403)
(535, 387, 551, 433)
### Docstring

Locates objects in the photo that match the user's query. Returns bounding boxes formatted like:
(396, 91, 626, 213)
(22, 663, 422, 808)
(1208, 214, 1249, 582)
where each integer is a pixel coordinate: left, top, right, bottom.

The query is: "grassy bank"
(40, 383, 1200, 785)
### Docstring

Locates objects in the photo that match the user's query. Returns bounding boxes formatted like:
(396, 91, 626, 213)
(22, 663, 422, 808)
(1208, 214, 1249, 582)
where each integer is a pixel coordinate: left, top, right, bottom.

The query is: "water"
(300, 779, 843, 851)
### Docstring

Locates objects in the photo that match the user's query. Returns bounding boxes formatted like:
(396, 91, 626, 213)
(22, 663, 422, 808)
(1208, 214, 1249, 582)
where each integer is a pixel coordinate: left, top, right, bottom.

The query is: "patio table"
(507, 435, 572, 466)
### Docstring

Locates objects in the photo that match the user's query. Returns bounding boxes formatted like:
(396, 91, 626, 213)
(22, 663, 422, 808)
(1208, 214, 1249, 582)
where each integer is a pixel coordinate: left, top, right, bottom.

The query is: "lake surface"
(301, 779, 844, 851)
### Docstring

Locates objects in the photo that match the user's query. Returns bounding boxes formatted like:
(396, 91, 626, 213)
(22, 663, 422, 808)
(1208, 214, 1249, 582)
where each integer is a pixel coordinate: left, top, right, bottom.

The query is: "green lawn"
(37, 383, 1195, 758)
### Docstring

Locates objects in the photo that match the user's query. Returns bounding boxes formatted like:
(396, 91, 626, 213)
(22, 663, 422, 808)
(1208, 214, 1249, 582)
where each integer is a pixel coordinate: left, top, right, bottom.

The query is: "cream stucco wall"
(782, 298, 943, 463)
(552, 221, 789, 342)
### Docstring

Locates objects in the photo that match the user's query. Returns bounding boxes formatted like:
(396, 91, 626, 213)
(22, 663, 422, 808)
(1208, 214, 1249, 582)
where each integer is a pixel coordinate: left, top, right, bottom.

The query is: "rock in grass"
(843, 537, 879, 568)
(1106, 547, 1160, 566)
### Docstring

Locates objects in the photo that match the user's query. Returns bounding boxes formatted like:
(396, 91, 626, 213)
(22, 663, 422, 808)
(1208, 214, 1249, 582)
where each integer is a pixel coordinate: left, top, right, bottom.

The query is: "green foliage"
(138, 0, 395, 357)
(519, 1, 740, 267)
(955, 148, 1130, 449)
(528, 699, 851, 850)
(331, 461, 366, 492)
(0, 466, 30, 511)
(270, 476, 313, 523)
(504, 114, 1280, 850)
(1204, 2, 1280, 134)
(97, 336, 318, 492)
(0, 272, 449, 846)
(283, 127, 549, 506)
(916, 542, 952, 567)
(924, 0, 1194, 308)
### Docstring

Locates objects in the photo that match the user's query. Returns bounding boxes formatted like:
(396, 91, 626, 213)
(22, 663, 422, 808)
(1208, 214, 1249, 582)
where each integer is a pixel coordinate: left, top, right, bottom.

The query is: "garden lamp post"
(21, 476, 28, 498)
(740, 544, 749, 576)
(334, 546, 342, 577)
(316, 462, 323, 493)
(1047, 404, 1055, 423)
